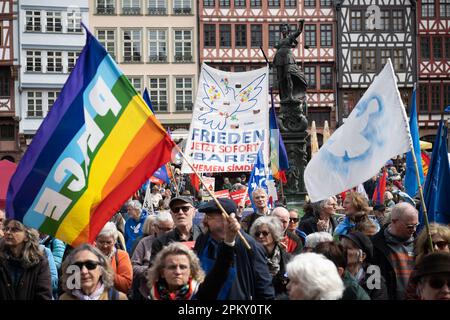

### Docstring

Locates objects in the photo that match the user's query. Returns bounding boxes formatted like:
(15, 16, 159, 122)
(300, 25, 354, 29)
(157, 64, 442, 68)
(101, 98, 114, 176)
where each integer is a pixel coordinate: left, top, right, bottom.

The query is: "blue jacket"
(40, 245, 58, 299)
(124, 210, 148, 253)
(194, 231, 275, 300)
(41, 236, 66, 271)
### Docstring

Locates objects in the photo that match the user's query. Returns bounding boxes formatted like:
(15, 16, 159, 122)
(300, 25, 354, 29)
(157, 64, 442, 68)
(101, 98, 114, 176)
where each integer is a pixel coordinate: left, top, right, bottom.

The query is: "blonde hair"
(415, 223, 450, 264)
(147, 242, 205, 288)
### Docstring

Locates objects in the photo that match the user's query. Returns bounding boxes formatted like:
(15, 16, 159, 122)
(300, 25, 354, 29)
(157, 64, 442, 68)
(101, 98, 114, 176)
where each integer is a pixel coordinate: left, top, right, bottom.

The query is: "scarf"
(72, 282, 105, 300)
(149, 278, 198, 300)
(266, 245, 281, 277)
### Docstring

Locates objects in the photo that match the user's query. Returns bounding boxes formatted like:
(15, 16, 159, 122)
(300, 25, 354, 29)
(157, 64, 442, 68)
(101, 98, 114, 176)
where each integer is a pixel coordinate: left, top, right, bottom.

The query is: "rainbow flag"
(6, 27, 175, 246)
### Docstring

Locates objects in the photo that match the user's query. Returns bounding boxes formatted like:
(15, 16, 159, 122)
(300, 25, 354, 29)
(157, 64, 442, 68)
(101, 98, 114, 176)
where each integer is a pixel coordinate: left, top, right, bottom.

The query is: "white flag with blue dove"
(304, 59, 412, 202)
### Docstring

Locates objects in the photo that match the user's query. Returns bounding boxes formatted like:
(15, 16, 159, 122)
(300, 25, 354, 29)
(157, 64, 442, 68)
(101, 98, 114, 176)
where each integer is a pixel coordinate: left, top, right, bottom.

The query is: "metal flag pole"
(174, 144, 252, 250)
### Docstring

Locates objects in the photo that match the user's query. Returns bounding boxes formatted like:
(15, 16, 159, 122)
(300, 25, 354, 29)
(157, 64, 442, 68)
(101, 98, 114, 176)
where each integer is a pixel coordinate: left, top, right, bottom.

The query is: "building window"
(220, 0, 230, 7)
(27, 92, 43, 118)
(47, 51, 63, 72)
(444, 83, 450, 108)
(46, 11, 62, 32)
(174, 30, 193, 62)
(149, 77, 168, 111)
(0, 71, 9, 97)
(433, 37, 442, 60)
(235, 24, 247, 47)
(26, 51, 42, 72)
(148, 0, 166, 14)
(419, 84, 428, 112)
(220, 25, 231, 47)
(320, 66, 332, 90)
(234, 65, 246, 72)
(0, 125, 14, 141)
(175, 77, 193, 111)
(173, 0, 192, 14)
(285, 0, 296, 8)
(122, 0, 141, 15)
(431, 84, 441, 111)
(97, 29, 116, 59)
(351, 49, 363, 72)
(320, 24, 332, 47)
(204, 24, 216, 47)
(25, 11, 41, 32)
(380, 10, 390, 30)
(268, 0, 280, 7)
(421, 37, 430, 60)
(422, 0, 435, 17)
(47, 91, 59, 113)
(393, 49, 405, 71)
(392, 10, 404, 31)
(304, 25, 316, 48)
(97, 0, 116, 14)
(445, 37, 450, 59)
(269, 25, 279, 47)
(381, 49, 391, 67)
(350, 10, 363, 31)
(148, 29, 167, 62)
(320, 0, 332, 6)
(203, 0, 215, 7)
(304, 0, 315, 6)
(122, 29, 142, 62)
(304, 65, 316, 89)
(67, 9, 82, 32)
(250, 0, 261, 7)
(128, 76, 143, 93)
(365, 49, 376, 72)
(68, 51, 80, 72)
(251, 24, 262, 47)
(235, 0, 246, 7)
(441, 0, 450, 17)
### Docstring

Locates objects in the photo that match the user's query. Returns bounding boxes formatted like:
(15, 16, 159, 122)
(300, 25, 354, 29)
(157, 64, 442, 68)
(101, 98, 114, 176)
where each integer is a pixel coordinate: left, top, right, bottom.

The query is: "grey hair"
(249, 216, 284, 243)
(128, 199, 143, 210)
(391, 202, 418, 220)
(286, 252, 345, 300)
(155, 210, 173, 224)
(96, 222, 118, 242)
(142, 215, 157, 236)
(304, 232, 333, 249)
(147, 242, 205, 288)
(251, 187, 267, 198)
(314, 196, 336, 213)
(60, 243, 115, 292)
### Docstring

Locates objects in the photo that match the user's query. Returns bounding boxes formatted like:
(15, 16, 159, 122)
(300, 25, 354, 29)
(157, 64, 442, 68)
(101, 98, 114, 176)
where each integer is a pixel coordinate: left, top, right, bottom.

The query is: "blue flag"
(152, 165, 170, 184)
(421, 121, 450, 225)
(404, 88, 424, 197)
(143, 88, 155, 113)
(248, 145, 269, 210)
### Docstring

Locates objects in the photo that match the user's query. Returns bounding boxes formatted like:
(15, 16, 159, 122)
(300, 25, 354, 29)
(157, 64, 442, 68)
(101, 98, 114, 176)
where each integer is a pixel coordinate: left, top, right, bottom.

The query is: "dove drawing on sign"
(198, 69, 267, 130)
(327, 97, 380, 159)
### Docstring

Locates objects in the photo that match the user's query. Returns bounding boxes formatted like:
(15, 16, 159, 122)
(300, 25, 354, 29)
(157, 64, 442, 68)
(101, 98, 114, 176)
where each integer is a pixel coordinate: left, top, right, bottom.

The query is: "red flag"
(190, 173, 200, 192)
(421, 151, 430, 177)
(372, 169, 387, 205)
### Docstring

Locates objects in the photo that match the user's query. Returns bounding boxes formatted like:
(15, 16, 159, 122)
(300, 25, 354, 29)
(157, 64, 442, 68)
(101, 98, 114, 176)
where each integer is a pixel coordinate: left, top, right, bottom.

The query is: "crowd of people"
(0, 165, 449, 301)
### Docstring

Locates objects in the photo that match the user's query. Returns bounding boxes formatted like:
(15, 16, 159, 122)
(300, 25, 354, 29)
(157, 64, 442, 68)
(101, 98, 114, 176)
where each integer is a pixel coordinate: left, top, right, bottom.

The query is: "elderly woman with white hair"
(95, 222, 133, 294)
(303, 232, 334, 252)
(124, 199, 148, 253)
(250, 216, 291, 295)
(286, 252, 345, 300)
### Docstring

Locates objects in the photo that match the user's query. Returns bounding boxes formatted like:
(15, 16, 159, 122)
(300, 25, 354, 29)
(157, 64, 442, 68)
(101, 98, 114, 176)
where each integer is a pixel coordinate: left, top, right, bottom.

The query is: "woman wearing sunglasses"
(413, 252, 450, 300)
(60, 244, 127, 300)
(249, 216, 291, 296)
(405, 223, 450, 300)
(0, 219, 52, 300)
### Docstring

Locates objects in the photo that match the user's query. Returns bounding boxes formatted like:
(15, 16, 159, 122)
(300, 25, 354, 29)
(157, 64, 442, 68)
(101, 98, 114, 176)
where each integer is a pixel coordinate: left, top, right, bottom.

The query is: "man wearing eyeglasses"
(150, 196, 203, 263)
(371, 202, 419, 300)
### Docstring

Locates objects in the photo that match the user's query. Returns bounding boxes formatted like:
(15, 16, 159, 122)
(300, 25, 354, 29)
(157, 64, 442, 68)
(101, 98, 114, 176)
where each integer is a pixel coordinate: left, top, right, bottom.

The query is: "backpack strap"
(108, 287, 120, 300)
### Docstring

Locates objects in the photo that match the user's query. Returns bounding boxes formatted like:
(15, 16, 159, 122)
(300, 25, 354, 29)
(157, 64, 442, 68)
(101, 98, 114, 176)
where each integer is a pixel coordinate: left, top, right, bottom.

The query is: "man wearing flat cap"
(194, 198, 275, 300)
(413, 252, 450, 300)
(150, 196, 203, 262)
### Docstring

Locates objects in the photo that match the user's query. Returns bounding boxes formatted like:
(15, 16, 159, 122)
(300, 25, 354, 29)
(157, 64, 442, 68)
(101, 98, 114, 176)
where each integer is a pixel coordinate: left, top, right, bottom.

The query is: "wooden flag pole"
(174, 144, 252, 250)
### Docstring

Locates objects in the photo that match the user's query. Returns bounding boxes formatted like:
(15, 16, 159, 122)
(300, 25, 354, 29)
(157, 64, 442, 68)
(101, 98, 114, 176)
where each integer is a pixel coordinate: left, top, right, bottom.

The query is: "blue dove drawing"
(327, 97, 381, 159)
(197, 69, 267, 130)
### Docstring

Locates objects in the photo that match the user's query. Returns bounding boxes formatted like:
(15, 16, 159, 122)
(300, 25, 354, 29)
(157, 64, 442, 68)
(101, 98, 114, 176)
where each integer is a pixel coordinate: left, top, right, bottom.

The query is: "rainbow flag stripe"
(6, 29, 174, 246)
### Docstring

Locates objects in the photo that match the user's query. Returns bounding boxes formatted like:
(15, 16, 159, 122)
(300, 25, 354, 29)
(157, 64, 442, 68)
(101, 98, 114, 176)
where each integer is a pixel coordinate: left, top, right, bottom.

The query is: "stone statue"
(273, 20, 308, 103)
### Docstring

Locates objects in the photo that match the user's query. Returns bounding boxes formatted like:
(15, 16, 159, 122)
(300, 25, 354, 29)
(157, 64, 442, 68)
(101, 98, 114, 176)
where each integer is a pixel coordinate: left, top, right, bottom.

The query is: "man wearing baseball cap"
(194, 198, 275, 300)
(150, 196, 203, 262)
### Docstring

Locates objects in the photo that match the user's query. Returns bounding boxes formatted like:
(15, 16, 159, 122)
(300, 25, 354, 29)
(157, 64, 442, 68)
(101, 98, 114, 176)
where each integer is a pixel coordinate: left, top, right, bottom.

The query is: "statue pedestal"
(279, 100, 308, 206)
